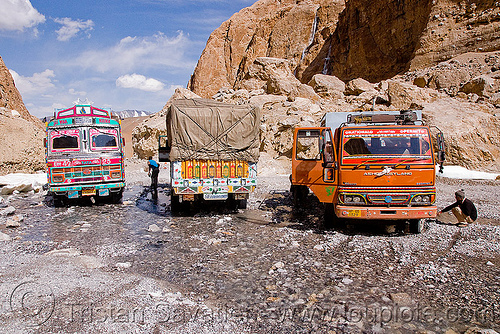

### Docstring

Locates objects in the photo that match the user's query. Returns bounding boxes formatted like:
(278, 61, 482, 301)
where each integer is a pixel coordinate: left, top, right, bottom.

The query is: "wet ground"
(0, 173, 499, 333)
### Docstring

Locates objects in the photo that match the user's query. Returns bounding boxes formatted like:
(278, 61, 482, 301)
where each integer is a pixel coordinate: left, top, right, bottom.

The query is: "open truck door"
(158, 135, 170, 162)
(291, 127, 338, 208)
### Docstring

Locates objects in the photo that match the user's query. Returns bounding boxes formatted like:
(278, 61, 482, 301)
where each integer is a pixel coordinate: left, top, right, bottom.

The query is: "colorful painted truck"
(290, 110, 445, 233)
(158, 98, 259, 210)
(45, 104, 125, 205)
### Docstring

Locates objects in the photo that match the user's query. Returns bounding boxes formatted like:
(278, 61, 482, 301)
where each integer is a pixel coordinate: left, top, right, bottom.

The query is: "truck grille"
(367, 194, 410, 205)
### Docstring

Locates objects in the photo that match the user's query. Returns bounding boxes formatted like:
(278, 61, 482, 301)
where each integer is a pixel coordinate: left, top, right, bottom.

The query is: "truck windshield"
(90, 128, 119, 151)
(341, 127, 432, 165)
(50, 129, 80, 152)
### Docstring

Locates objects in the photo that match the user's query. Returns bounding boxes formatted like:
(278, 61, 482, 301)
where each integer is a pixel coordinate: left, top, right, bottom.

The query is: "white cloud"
(54, 17, 94, 41)
(9, 69, 55, 96)
(75, 32, 194, 73)
(0, 0, 45, 31)
(68, 88, 87, 96)
(116, 74, 165, 92)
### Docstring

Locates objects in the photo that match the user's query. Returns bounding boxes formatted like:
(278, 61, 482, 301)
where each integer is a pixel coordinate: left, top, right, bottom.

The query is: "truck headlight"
(53, 175, 63, 182)
(412, 194, 432, 204)
(111, 171, 121, 179)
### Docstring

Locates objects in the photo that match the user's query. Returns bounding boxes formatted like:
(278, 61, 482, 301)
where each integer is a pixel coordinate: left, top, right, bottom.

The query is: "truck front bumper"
(335, 205, 437, 220)
(49, 182, 125, 198)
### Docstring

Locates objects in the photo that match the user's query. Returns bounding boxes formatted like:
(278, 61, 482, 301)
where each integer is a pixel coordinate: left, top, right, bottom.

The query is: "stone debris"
(148, 224, 161, 233)
(0, 206, 16, 216)
(0, 231, 11, 241)
(116, 262, 132, 269)
(45, 248, 81, 256)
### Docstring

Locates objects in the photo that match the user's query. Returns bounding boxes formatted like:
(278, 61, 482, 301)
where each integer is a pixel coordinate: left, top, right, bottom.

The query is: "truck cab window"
(50, 129, 80, 152)
(92, 134, 117, 148)
(89, 128, 119, 151)
(53, 136, 79, 149)
(296, 130, 321, 160)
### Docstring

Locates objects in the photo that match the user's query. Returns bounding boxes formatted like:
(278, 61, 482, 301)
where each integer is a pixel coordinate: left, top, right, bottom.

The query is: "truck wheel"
(170, 195, 180, 213)
(323, 203, 345, 230)
(110, 191, 123, 204)
(238, 199, 248, 209)
(53, 194, 65, 207)
(291, 185, 307, 207)
(409, 219, 425, 234)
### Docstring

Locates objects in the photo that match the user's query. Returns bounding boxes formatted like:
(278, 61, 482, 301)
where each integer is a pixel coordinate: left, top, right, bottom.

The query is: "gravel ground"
(0, 161, 498, 334)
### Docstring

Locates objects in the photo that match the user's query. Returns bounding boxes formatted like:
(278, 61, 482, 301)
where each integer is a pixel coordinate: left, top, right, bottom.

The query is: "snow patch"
(0, 173, 47, 195)
(437, 165, 499, 180)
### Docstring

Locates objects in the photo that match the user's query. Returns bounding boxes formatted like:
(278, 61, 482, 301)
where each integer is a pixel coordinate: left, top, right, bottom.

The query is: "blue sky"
(0, 0, 256, 117)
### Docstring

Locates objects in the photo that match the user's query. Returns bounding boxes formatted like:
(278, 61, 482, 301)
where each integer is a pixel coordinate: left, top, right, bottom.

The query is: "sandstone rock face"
(132, 88, 201, 159)
(0, 111, 45, 174)
(235, 57, 320, 102)
(190, 0, 500, 93)
(0, 56, 41, 126)
(0, 56, 45, 175)
(157, 0, 500, 171)
(188, 0, 346, 98)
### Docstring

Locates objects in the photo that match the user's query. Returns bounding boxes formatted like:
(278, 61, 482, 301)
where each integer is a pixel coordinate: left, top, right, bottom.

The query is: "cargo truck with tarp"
(45, 104, 125, 206)
(158, 98, 260, 210)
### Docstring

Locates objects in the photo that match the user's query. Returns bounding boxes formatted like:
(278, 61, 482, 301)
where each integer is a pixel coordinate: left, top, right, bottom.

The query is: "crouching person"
(438, 190, 477, 227)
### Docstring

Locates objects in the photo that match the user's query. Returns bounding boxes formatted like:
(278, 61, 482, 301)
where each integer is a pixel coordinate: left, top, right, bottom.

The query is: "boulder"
(345, 78, 375, 96)
(236, 57, 320, 102)
(131, 88, 200, 159)
(308, 74, 345, 99)
(490, 92, 500, 107)
(460, 75, 497, 97)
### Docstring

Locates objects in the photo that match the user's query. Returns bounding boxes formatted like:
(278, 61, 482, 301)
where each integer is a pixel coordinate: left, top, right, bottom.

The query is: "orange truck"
(290, 110, 445, 233)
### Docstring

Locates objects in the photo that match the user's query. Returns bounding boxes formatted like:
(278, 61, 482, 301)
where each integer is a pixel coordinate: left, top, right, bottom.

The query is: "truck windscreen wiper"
(353, 158, 395, 169)
(393, 157, 430, 168)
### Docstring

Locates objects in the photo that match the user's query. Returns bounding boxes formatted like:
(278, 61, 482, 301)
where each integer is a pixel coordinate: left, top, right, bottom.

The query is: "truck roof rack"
(346, 110, 420, 126)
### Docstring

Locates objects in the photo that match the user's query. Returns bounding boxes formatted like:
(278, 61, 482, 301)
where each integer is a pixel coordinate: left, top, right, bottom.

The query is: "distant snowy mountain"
(112, 109, 154, 119)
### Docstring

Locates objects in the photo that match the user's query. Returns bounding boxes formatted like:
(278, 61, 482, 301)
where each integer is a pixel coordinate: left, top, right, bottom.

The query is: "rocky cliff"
(190, 0, 500, 96)
(188, 0, 346, 99)
(0, 56, 45, 175)
(177, 0, 500, 171)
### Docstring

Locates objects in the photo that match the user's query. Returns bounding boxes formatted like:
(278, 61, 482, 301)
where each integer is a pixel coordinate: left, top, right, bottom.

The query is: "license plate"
(82, 188, 96, 196)
(203, 193, 228, 200)
(348, 210, 361, 217)
(68, 190, 79, 199)
(98, 189, 110, 196)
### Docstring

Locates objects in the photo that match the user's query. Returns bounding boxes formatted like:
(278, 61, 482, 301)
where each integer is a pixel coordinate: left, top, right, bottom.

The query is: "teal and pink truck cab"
(45, 104, 125, 204)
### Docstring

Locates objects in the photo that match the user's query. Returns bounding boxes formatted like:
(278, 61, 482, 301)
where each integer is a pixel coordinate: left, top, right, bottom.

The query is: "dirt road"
(0, 162, 498, 333)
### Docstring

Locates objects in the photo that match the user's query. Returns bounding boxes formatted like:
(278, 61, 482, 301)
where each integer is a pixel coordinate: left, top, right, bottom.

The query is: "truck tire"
(323, 203, 345, 230)
(53, 194, 65, 207)
(110, 190, 123, 204)
(409, 219, 425, 234)
(291, 185, 308, 207)
(238, 199, 248, 209)
(170, 195, 180, 213)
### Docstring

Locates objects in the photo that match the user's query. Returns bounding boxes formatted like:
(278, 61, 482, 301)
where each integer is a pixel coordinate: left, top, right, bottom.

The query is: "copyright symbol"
(9, 281, 55, 327)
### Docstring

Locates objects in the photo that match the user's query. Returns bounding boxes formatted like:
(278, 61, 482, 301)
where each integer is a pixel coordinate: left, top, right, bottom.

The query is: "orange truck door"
(292, 127, 338, 204)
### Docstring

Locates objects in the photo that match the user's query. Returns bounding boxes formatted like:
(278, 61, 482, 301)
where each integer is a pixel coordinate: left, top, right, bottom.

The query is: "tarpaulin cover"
(167, 99, 260, 162)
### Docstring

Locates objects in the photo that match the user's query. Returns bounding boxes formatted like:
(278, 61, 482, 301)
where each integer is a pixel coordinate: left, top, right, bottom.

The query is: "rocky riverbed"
(0, 160, 498, 333)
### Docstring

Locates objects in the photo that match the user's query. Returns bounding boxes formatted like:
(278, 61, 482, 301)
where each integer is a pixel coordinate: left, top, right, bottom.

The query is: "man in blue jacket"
(148, 156, 160, 197)
(438, 190, 477, 227)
